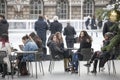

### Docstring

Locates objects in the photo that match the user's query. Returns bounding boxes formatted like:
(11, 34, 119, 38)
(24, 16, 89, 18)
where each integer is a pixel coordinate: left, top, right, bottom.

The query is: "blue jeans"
(72, 53, 79, 71)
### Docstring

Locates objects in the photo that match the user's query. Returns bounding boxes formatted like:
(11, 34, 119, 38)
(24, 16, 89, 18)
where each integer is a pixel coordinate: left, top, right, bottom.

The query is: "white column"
(69, 0, 72, 20)
(81, 0, 84, 29)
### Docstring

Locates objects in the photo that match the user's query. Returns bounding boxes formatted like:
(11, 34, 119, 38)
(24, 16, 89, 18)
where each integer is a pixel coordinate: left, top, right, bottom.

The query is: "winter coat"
(50, 20, 62, 34)
(103, 20, 115, 36)
(34, 18, 48, 46)
(91, 18, 97, 29)
(0, 19, 9, 37)
(48, 41, 64, 59)
(63, 25, 76, 41)
(21, 40, 38, 62)
(77, 37, 92, 52)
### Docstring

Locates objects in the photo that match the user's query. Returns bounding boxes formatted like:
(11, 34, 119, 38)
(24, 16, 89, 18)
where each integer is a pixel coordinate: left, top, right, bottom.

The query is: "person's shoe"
(74, 70, 78, 74)
(1, 74, 5, 78)
(84, 63, 91, 67)
(91, 70, 97, 73)
(65, 68, 71, 72)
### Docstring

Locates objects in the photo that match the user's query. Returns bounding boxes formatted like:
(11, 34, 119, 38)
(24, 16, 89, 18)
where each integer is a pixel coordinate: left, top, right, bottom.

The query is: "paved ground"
(1, 60, 120, 80)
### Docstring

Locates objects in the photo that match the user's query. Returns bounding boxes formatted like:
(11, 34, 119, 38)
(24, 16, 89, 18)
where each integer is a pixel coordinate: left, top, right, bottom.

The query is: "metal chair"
(0, 50, 11, 78)
(78, 48, 93, 76)
(48, 48, 64, 73)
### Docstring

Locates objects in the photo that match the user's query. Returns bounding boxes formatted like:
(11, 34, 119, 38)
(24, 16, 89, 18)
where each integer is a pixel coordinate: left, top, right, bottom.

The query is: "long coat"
(102, 20, 115, 36)
(0, 19, 9, 37)
(34, 18, 48, 46)
(63, 25, 76, 48)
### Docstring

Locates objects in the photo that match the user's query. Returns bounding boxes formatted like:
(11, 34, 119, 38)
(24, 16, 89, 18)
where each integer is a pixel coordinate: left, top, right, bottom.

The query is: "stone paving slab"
(1, 60, 120, 80)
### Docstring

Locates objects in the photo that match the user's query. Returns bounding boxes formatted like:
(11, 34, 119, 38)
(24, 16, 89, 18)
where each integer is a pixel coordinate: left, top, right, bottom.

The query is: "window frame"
(29, 0, 43, 19)
(56, 0, 69, 19)
(83, 0, 95, 17)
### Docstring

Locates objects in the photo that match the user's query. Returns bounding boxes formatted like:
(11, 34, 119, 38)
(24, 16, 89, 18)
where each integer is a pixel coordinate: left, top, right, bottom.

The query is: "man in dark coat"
(102, 20, 115, 37)
(50, 16, 62, 34)
(0, 15, 9, 41)
(63, 22, 76, 48)
(85, 18, 90, 29)
(91, 16, 97, 29)
(34, 15, 48, 46)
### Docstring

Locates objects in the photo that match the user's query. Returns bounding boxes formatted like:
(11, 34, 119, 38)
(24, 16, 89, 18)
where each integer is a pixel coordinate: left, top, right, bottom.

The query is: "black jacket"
(34, 18, 48, 43)
(0, 19, 9, 37)
(103, 20, 115, 36)
(63, 26, 76, 40)
(48, 41, 64, 59)
(77, 38, 92, 52)
(50, 20, 62, 34)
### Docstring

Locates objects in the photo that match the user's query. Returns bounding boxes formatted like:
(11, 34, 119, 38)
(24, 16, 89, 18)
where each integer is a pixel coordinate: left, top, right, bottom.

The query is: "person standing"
(91, 16, 97, 30)
(102, 19, 115, 37)
(63, 22, 76, 48)
(85, 18, 90, 30)
(49, 16, 62, 35)
(34, 15, 48, 46)
(0, 15, 9, 41)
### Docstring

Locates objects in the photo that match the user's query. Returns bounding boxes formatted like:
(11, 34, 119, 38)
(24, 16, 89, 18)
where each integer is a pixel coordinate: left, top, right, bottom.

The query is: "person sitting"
(29, 32, 47, 60)
(84, 32, 114, 73)
(0, 34, 15, 78)
(17, 35, 38, 76)
(71, 30, 92, 73)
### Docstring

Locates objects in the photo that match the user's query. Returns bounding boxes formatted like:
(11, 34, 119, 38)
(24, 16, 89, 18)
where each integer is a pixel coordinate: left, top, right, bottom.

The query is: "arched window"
(83, 0, 95, 17)
(0, 0, 6, 16)
(56, 0, 69, 19)
(30, 0, 43, 19)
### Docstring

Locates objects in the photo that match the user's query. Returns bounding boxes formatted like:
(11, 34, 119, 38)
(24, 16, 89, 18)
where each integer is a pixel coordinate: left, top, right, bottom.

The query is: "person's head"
(104, 32, 113, 40)
(55, 32, 63, 43)
(53, 16, 58, 21)
(79, 30, 89, 38)
(0, 15, 5, 21)
(29, 32, 36, 39)
(79, 30, 92, 43)
(52, 35, 58, 42)
(39, 15, 43, 20)
(67, 22, 70, 27)
(22, 35, 29, 44)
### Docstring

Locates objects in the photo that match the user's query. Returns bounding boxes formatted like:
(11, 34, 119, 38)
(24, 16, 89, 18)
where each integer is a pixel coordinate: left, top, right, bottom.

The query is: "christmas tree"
(101, 1, 120, 53)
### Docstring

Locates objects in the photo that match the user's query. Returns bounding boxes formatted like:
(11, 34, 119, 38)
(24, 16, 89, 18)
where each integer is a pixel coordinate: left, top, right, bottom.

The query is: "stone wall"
(6, 0, 110, 19)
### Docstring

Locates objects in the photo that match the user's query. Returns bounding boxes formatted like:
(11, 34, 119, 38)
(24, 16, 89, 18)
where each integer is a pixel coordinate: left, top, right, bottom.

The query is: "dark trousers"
(17, 55, 28, 75)
(0, 63, 7, 76)
(91, 51, 110, 71)
(66, 40, 74, 48)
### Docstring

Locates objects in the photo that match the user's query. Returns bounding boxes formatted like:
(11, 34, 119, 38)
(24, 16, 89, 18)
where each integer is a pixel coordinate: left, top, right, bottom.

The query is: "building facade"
(0, 0, 111, 19)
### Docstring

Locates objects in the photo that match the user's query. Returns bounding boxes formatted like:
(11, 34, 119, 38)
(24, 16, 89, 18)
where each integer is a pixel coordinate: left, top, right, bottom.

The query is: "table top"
(14, 51, 38, 54)
(66, 48, 78, 50)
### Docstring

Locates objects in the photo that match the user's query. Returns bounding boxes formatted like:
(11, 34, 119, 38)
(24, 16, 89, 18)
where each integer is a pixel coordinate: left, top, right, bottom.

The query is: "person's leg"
(91, 59, 98, 73)
(0, 63, 3, 73)
(2, 63, 7, 78)
(84, 51, 98, 67)
(64, 58, 69, 71)
(71, 53, 78, 73)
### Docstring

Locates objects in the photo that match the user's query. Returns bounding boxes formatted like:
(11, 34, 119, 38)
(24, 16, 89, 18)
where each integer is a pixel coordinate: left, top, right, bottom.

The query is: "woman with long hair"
(71, 30, 92, 73)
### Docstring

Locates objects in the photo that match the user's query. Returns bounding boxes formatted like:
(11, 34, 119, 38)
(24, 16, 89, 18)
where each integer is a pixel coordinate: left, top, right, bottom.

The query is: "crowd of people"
(0, 14, 120, 78)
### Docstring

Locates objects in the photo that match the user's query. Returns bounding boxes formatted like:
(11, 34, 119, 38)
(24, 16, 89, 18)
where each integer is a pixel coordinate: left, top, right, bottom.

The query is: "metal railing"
(8, 19, 102, 37)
